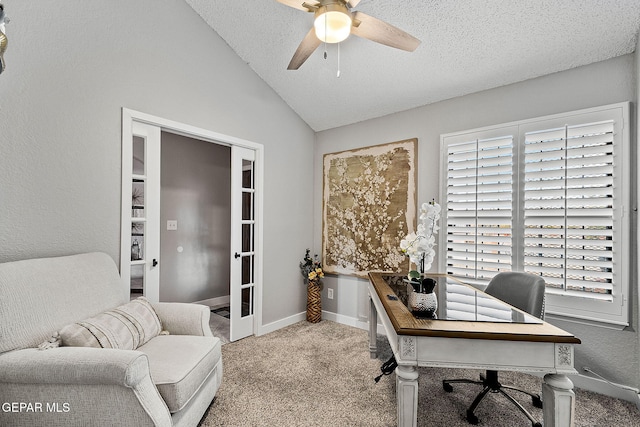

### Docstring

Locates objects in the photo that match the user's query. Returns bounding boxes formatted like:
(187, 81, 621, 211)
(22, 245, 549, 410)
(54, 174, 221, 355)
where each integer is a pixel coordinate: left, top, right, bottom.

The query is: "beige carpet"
(209, 310, 230, 344)
(200, 320, 638, 427)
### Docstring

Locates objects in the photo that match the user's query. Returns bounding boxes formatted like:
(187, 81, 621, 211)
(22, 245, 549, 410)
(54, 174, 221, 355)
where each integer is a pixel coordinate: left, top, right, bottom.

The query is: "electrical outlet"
(328, 288, 334, 299)
(167, 220, 178, 231)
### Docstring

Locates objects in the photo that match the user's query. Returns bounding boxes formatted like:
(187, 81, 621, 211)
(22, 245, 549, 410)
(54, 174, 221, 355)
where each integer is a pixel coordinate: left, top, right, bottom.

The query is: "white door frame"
(121, 108, 265, 337)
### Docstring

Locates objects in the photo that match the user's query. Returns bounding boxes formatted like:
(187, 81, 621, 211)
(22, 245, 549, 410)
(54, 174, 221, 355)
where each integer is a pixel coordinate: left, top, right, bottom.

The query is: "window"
(440, 103, 630, 327)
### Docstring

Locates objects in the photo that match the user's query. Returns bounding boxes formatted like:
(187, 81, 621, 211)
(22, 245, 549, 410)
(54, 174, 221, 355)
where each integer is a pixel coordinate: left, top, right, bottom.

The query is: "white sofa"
(0, 252, 222, 427)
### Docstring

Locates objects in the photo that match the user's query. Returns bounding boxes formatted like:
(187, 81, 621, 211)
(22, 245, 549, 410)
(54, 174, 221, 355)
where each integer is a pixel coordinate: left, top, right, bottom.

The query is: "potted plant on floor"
(300, 249, 324, 323)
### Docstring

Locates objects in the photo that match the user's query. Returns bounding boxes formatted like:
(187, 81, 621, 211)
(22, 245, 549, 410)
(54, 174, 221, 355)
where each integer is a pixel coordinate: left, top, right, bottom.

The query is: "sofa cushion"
(138, 335, 222, 413)
(59, 297, 162, 350)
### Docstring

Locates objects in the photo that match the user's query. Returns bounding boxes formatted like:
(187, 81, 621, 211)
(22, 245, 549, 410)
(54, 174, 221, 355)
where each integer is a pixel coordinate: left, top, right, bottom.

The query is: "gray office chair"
(442, 272, 546, 427)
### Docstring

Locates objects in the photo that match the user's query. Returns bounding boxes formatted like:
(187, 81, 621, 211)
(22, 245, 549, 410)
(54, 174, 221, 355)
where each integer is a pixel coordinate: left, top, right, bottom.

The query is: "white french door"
(230, 146, 258, 341)
(122, 109, 263, 340)
(120, 120, 161, 302)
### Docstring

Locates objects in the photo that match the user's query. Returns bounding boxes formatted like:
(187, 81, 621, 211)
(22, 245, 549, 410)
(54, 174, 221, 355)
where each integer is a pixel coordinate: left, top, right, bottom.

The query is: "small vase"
(408, 278, 437, 318)
(306, 279, 322, 323)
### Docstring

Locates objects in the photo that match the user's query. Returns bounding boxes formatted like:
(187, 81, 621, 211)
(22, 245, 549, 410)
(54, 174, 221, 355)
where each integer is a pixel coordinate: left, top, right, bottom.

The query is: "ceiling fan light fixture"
(314, 4, 351, 44)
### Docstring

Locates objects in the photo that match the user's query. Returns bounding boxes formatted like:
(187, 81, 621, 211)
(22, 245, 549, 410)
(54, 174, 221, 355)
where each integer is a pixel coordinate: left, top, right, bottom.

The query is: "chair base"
(443, 370, 542, 427)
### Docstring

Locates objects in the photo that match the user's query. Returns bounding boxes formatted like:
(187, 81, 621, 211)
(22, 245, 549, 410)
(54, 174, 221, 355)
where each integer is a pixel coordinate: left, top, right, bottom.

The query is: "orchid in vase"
(400, 200, 441, 278)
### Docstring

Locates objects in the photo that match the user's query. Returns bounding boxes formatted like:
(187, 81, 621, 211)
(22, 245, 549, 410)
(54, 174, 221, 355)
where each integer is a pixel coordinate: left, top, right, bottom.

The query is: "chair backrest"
(484, 272, 546, 319)
(0, 252, 126, 354)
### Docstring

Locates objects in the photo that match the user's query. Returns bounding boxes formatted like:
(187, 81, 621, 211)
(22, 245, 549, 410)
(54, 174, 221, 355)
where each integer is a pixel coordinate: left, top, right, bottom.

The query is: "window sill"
(544, 312, 629, 331)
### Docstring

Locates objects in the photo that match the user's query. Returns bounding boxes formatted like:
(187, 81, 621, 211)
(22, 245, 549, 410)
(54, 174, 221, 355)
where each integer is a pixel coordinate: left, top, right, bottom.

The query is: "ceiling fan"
(276, 0, 421, 70)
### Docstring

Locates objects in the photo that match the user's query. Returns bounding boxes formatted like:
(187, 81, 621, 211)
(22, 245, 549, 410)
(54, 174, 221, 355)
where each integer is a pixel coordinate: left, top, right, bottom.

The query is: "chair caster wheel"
(533, 423, 542, 427)
(443, 382, 453, 392)
(466, 410, 479, 425)
(532, 395, 543, 408)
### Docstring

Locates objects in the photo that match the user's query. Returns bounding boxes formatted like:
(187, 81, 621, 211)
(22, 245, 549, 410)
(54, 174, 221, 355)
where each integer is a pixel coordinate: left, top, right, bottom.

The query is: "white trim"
(321, 311, 387, 335)
(259, 312, 307, 336)
(569, 373, 640, 409)
(121, 108, 265, 339)
(120, 110, 134, 301)
(122, 108, 263, 151)
(544, 313, 628, 330)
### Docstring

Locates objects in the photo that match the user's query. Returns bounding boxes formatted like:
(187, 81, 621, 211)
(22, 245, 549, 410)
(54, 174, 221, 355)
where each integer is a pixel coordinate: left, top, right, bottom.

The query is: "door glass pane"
(131, 264, 144, 299)
(242, 191, 253, 220)
(242, 255, 254, 285)
(132, 181, 145, 218)
(133, 136, 145, 175)
(242, 223, 254, 252)
(131, 235, 144, 261)
(241, 287, 252, 317)
(242, 160, 254, 189)
(131, 135, 146, 300)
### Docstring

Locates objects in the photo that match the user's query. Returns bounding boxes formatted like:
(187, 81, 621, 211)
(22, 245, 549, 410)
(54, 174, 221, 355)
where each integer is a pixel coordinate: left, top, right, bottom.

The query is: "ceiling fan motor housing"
(313, 1, 352, 43)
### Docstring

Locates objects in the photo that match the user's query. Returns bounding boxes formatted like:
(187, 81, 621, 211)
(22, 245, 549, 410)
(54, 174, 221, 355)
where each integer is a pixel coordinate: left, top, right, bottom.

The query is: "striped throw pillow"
(59, 297, 162, 350)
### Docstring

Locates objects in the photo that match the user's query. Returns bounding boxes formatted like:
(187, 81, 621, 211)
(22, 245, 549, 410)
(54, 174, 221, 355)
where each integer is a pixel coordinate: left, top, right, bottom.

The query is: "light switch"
(167, 220, 178, 231)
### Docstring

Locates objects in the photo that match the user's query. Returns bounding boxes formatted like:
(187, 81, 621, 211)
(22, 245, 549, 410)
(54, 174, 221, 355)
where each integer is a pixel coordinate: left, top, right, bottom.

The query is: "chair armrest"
(0, 347, 148, 386)
(0, 348, 172, 427)
(152, 302, 212, 337)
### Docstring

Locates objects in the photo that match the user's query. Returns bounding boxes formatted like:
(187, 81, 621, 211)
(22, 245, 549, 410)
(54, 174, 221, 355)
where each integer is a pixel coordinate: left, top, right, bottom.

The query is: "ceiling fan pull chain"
(337, 43, 341, 78)
(324, 13, 328, 60)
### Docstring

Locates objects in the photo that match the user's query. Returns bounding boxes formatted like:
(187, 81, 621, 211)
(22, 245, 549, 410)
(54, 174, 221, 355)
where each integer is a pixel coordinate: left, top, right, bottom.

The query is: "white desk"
(368, 272, 581, 427)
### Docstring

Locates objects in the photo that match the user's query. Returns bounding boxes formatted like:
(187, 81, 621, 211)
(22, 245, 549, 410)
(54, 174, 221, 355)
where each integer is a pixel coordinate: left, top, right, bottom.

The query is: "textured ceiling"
(185, 0, 640, 131)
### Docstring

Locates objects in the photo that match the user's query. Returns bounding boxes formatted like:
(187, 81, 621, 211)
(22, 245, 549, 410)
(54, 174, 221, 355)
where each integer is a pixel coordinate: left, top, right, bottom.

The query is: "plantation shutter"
(523, 121, 615, 301)
(445, 133, 514, 286)
(441, 103, 629, 326)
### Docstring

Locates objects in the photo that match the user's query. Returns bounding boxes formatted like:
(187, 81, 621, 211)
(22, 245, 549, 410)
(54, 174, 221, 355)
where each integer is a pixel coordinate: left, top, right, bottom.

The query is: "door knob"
(234, 252, 241, 259)
(152, 259, 158, 267)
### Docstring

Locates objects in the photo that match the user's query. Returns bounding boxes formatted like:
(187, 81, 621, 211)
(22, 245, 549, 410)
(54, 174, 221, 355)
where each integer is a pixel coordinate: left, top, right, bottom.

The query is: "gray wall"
(160, 132, 230, 303)
(0, 1, 315, 326)
(315, 54, 640, 390)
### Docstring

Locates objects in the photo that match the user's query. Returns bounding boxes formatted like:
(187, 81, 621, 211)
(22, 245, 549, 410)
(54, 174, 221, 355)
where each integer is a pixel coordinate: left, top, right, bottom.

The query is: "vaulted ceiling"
(185, 0, 640, 131)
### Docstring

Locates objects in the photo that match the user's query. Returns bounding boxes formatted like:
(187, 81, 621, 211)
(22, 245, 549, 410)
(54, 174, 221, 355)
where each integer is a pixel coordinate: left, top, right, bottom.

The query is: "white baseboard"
(258, 311, 385, 337)
(569, 373, 640, 409)
(194, 295, 229, 308)
(321, 311, 386, 336)
(258, 311, 306, 336)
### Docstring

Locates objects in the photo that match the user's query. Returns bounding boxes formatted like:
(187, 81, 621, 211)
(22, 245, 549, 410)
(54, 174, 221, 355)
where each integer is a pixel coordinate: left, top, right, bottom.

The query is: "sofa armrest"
(152, 302, 212, 337)
(0, 348, 171, 427)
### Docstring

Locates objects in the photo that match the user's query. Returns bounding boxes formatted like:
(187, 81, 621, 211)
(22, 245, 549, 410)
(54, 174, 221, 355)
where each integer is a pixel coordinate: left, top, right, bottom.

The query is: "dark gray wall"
(160, 132, 231, 303)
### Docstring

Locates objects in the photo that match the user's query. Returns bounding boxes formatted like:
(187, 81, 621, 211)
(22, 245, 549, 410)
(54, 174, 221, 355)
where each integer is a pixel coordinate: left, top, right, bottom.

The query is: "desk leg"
(369, 295, 378, 359)
(542, 374, 575, 427)
(396, 365, 418, 427)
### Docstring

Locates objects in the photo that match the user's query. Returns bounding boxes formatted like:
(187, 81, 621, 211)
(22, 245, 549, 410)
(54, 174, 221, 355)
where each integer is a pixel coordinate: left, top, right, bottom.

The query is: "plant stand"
(306, 279, 322, 323)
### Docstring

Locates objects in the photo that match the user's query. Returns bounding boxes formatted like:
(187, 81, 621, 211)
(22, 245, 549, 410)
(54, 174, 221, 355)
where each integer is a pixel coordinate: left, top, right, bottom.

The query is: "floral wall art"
(322, 139, 418, 277)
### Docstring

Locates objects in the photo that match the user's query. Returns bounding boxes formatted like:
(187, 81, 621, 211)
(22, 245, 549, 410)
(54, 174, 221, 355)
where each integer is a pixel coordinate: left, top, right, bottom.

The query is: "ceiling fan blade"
(351, 11, 421, 52)
(346, 0, 362, 8)
(287, 27, 322, 70)
(275, 0, 318, 12)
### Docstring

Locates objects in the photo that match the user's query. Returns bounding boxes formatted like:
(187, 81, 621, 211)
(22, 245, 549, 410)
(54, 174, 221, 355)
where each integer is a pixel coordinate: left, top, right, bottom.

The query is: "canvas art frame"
(322, 138, 418, 278)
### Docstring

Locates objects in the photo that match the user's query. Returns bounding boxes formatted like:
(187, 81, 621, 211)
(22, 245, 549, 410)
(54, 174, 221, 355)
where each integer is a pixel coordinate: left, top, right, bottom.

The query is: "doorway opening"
(160, 132, 231, 343)
(121, 108, 264, 343)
